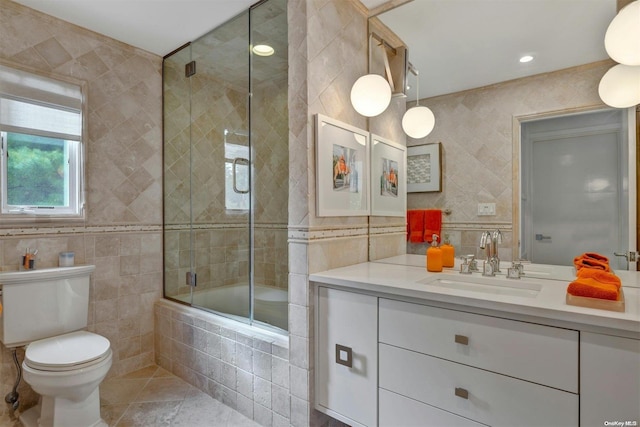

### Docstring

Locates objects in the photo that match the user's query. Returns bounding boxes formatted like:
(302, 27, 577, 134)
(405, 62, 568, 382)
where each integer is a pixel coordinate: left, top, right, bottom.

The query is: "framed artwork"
(407, 142, 442, 193)
(315, 114, 370, 216)
(370, 134, 406, 216)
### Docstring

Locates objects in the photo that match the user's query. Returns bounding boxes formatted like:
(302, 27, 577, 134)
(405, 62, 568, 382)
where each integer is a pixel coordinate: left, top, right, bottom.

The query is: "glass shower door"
(163, 43, 194, 304)
(249, 0, 289, 330)
(163, 11, 251, 321)
(189, 11, 251, 320)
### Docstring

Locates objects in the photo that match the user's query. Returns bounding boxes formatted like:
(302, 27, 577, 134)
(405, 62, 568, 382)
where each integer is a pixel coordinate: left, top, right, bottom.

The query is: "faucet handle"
(507, 262, 522, 279)
(466, 254, 479, 272)
(459, 256, 472, 274)
(482, 260, 495, 277)
(512, 261, 524, 275)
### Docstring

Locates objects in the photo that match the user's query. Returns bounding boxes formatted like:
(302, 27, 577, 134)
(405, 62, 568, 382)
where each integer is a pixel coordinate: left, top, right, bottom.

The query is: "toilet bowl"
(20, 331, 112, 427)
(0, 266, 111, 426)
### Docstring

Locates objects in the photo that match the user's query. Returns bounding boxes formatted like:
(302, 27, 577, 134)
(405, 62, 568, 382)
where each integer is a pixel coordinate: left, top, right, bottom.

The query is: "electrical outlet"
(477, 203, 496, 216)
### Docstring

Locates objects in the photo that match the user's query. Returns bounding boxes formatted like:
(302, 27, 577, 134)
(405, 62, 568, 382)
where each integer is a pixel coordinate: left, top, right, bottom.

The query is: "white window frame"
(0, 62, 85, 222)
(1, 131, 82, 217)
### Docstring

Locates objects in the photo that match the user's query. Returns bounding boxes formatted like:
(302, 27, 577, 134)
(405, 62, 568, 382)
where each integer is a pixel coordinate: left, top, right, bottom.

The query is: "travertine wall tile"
(0, 2, 164, 422)
(155, 301, 289, 427)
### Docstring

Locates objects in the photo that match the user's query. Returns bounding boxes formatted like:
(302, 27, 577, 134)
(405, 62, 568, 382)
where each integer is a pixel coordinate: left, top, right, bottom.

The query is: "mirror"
(367, 0, 637, 269)
(371, 0, 615, 99)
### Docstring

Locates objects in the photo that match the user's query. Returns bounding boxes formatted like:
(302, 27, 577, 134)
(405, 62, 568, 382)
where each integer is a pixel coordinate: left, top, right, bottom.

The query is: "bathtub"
(171, 284, 288, 331)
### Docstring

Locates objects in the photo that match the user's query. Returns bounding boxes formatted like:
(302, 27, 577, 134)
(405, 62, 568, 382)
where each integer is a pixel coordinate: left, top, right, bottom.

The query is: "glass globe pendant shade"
(402, 106, 435, 139)
(350, 74, 392, 117)
(604, 0, 640, 66)
(598, 64, 640, 108)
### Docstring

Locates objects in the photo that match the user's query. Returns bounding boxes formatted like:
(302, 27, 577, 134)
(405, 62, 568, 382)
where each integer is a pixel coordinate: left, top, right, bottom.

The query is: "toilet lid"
(25, 331, 111, 371)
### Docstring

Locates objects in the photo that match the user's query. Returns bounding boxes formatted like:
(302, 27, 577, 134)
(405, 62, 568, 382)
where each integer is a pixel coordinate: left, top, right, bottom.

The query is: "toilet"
(0, 265, 112, 427)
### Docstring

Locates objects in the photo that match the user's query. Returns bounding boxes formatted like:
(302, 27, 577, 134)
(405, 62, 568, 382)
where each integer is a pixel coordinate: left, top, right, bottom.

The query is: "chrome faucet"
(479, 231, 494, 276)
(491, 229, 502, 273)
(479, 230, 502, 276)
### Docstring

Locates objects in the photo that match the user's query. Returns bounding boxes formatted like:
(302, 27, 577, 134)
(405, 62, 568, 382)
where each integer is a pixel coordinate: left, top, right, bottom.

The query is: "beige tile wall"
(154, 300, 291, 426)
(287, 0, 400, 426)
(0, 1, 163, 423)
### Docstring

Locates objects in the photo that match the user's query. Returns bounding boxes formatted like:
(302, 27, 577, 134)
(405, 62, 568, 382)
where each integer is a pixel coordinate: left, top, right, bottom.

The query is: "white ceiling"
(12, 0, 617, 98)
(365, 0, 617, 98)
(11, 0, 256, 56)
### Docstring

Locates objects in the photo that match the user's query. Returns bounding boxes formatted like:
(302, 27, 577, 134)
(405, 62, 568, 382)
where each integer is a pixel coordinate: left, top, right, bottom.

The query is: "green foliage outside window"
(6, 132, 66, 207)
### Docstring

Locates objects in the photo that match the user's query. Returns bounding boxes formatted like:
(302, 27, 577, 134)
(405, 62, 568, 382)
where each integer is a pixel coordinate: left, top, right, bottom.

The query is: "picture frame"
(315, 114, 370, 216)
(370, 134, 406, 216)
(407, 142, 442, 193)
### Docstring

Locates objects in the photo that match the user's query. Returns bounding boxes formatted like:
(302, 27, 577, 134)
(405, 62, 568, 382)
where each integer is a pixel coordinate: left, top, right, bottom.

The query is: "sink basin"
(419, 273, 542, 298)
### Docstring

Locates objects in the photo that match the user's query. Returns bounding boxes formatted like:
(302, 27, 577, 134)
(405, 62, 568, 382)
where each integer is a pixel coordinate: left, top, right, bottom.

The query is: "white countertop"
(309, 255, 640, 336)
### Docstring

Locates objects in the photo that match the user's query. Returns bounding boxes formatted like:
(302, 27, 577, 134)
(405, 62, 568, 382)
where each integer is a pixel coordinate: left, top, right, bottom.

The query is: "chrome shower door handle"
(232, 157, 250, 194)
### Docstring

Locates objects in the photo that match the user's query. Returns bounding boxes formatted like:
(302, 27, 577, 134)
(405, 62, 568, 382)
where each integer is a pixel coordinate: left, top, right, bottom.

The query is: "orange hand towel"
(582, 252, 609, 264)
(576, 268, 621, 289)
(574, 257, 611, 272)
(423, 209, 442, 244)
(573, 252, 610, 271)
(407, 210, 425, 243)
(567, 278, 620, 301)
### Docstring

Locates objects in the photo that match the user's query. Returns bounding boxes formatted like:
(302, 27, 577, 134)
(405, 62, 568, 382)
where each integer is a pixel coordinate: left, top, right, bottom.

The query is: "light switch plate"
(477, 202, 496, 216)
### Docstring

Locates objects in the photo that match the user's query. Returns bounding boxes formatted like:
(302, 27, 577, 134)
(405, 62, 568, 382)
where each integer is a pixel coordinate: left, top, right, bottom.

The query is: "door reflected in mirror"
(518, 108, 633, 271)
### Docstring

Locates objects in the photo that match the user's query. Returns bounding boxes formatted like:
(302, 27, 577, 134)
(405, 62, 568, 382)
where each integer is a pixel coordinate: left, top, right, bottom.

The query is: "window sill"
(0, 214, 86, 228)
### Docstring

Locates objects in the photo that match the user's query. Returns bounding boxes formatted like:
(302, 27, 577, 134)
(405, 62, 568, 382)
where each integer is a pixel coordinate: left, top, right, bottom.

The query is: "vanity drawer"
(379, 298, 578, 392)
(380, 388, 484, 427)
(379, 343, 578, 427)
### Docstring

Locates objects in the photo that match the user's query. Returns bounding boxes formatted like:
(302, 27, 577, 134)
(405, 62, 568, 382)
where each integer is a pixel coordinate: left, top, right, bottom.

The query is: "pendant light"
(350, 74, 392, 117)
(598, 63, 640, 108)
(604, 0, 640, 66)
(599, 0, 640, 108)
(402, 65, 435, 139)
(350, 34, 394, 117)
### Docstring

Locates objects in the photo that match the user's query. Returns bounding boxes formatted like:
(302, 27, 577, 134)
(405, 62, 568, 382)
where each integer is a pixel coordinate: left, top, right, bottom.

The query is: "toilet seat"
(25, 331, 111, 372)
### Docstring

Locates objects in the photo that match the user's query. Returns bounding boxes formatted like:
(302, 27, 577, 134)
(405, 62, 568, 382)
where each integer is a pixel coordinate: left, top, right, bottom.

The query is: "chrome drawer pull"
(455, 334, 469, 345)
(335, 344, 353, 368)
(455, 387, 469, 399)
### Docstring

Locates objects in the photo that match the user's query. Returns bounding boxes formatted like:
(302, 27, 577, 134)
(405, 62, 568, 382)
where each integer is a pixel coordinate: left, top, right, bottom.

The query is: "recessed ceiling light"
(519, 55, 534, 63)
(252, 44, 274, 57)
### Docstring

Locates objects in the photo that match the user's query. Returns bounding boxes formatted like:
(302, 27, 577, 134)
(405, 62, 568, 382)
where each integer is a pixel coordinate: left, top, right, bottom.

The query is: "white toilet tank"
(0, 265, 95, 348)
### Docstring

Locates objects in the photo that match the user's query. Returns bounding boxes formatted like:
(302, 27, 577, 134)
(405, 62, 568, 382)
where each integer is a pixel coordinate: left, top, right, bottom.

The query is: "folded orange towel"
(574, 257, 611, 272)
(576, 268, 621, 289)
(423, 209, 442, 244)
(585, 252, 609, 263)
(407, 210, 425, 243)
(567, 278, 620, 301)
(573, 252, 610, 271)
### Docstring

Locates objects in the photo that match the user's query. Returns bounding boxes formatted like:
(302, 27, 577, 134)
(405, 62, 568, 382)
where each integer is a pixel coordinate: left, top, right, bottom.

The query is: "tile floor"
(99, 365, 260, 427)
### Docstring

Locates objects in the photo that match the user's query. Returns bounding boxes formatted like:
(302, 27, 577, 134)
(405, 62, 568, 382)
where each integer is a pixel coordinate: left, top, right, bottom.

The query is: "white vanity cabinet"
(315, 287, 378, 427)
(378, 298, 579, 427)
(314, 279, 640, 427)
(580, 332, 640, 426)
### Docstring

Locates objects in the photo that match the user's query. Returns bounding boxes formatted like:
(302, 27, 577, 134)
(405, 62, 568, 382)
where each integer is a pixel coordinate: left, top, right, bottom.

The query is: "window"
(0, 63, 84, 219)
(224, 142, 250, 211)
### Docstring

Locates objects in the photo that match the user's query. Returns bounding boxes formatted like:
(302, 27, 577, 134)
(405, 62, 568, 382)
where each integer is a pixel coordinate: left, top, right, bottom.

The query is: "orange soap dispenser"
(426, 233, 443, 272)
(441, 233, 455, 268)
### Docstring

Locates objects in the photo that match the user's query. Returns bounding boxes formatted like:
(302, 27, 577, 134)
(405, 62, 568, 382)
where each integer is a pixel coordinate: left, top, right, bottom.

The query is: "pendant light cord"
(415, 71, 420, 107)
